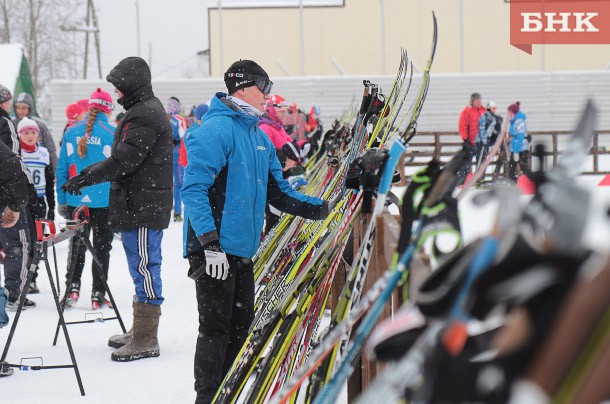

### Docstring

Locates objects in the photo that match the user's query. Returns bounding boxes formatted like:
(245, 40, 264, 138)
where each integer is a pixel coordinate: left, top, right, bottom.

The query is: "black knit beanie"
(224, 60, 269, 94)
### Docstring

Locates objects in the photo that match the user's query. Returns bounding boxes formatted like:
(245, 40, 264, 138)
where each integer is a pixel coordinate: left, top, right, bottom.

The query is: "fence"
(405, 130, 610, 176)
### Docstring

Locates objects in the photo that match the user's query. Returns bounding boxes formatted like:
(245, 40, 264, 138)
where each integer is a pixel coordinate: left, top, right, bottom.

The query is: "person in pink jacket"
(258, 94, 293, 149)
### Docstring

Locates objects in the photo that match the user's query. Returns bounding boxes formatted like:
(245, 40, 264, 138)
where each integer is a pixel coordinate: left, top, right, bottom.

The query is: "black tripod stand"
(0, 205, 126, 395)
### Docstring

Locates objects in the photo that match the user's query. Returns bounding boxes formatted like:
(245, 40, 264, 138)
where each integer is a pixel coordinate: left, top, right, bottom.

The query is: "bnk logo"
(522, 12, 598, 32)
(510, 0, 610, 54)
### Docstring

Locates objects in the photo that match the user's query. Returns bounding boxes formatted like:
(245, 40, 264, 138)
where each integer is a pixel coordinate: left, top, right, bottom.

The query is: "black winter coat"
(83, 57, 173, 231)
(0, 108, 19, 154)
(0, 138, 30, 212)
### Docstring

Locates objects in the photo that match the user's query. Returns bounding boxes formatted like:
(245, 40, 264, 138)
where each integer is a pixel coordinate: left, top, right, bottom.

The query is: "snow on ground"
(2, 177, 610, 404)
(1, 220, 199, 404)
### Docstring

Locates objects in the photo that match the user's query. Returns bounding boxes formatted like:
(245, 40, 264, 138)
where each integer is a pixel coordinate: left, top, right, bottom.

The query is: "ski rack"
(0, 205, 127, 396)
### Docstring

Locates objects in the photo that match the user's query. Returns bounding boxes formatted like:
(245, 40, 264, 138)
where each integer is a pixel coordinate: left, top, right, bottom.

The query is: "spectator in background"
(299, 105, 322, 160)
(507, 101, 531, 181)
(259, 94, 293, 149)
(77, 99, 89, 112)
(166, 97, 188, 222)
(12, 92, 58, 171)
(284, 102, 307, 142)
(18, 118, 55, 294)
(56, 88, 115, 310)
(475, 101, 503, 167)
(457, 92, 486, 185)
(179, 103, 209, 170)
(64, 103, 87, 134)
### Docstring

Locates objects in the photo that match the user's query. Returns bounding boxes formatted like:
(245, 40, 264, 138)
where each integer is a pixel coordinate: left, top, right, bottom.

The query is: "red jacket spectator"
(459, 105, 486, 145)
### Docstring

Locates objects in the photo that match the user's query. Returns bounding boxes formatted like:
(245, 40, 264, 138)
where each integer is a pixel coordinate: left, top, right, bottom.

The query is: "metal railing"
(404, 130, 610, 175)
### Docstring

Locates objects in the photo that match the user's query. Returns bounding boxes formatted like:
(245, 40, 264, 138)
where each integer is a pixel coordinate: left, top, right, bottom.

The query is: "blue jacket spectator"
(57, 112, 114, 208)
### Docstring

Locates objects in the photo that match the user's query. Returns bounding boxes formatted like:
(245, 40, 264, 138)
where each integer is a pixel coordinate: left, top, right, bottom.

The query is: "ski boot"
(27, 281, 39, 294)
(5, 297, 36, 311)
(62, 281, 80, 308)
(91, 291, 114, 310)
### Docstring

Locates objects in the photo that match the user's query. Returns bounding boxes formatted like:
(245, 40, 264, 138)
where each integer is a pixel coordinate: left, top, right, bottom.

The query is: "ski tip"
(574, 99, 598, 143)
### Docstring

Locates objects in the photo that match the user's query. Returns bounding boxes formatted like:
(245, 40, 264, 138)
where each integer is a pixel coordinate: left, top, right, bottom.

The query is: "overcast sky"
(93, 0, 341, 79)
(95, 0, 210, 79)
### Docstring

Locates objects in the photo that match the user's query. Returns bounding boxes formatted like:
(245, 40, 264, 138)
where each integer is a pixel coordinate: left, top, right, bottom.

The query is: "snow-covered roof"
(0, 43, 24, 93)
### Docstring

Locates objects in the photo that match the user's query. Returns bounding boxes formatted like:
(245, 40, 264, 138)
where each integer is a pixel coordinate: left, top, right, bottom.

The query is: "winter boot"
(111, 302, 160, 362)
(108, 297, 135, 348)
(108, 328, 132, 349)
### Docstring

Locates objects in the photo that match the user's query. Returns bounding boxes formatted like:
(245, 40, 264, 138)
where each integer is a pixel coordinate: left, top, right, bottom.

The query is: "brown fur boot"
(111, 302, 160, 362)
(108, 328, 133, 349)
(108, 297, 135, 349)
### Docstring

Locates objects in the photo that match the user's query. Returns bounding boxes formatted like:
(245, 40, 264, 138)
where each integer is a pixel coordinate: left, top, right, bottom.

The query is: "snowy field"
(2, 177, 610, 404)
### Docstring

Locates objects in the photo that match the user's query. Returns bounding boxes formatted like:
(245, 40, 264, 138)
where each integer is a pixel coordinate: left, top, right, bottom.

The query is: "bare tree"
(0, 0, 12, 42)
(0, 0, 86, 117)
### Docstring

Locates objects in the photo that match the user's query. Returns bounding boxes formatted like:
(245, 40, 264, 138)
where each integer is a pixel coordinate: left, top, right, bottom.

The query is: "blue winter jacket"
(509, 111, 529, 153)
(184, 121, 200, 139)
(182, 93, 327, 259)
(57, 113, 114, 208)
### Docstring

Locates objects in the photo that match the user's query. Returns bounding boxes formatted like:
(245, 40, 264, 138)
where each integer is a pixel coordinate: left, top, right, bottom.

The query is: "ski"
(354, 99, 598, 404)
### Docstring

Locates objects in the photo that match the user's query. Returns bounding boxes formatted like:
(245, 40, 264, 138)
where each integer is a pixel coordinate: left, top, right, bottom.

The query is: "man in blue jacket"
(181, 59, 336, 404)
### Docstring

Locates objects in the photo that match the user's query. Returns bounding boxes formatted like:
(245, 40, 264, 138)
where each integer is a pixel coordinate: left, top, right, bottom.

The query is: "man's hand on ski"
(203, 241, 229, 280)
(322, 192, 343, 217)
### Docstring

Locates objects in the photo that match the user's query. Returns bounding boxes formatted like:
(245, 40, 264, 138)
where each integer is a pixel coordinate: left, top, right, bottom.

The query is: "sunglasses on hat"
(226, 72, 273, 95)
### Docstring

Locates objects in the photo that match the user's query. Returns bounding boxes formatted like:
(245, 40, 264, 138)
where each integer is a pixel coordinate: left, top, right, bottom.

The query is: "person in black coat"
(0, 84, 36, 310)
(0, 136, 31, 366)
(62, 57, 173, 362)
(0, 140, 30, 228)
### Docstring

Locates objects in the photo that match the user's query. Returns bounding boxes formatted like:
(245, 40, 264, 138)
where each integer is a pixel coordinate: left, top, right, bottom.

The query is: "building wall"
(207, 0, 610, 77)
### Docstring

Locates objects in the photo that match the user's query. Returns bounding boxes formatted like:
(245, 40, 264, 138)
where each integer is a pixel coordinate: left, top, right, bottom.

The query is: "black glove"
(47, 209, 55, 221)
(61, 175, 90, 196)
(58, 204, 69, 220)
(321, 192, 343, 218)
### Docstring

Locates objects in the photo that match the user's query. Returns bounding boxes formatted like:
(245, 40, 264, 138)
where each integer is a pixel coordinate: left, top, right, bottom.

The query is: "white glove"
(203, 242, 229, 280)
